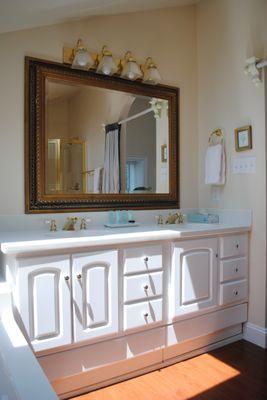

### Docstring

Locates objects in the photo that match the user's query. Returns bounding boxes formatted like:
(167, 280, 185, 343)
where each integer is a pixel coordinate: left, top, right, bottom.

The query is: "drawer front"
(124, 299, 163, 331)
(220, 257, 247, 283)
(124, 271, 163, 303)
(219, 280, 248, 305)
(220, 234, 248, 258)
(124, 245, 163, 274)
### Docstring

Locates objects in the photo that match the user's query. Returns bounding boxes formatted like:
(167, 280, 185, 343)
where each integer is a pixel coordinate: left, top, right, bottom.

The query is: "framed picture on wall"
(235, 125, 252, 152)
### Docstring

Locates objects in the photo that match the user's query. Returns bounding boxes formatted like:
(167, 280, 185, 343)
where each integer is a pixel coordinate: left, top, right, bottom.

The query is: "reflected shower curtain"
(103, 123, 121, 193)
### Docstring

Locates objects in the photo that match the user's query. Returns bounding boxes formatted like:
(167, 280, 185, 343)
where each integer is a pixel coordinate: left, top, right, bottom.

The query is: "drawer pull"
(77, 274, 82, 280)
(64, 276, 70, 281)
(235, 243, 239, 249)
(234, 290, 239, 296)
(144, 257, 149, 262)
(143, 312, 149, 318)
(235, 267, 239, 273)
(143, 284, 149, 291)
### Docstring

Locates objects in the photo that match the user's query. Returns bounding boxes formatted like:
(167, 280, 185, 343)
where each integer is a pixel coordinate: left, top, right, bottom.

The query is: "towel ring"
(208, 128, 224, 146)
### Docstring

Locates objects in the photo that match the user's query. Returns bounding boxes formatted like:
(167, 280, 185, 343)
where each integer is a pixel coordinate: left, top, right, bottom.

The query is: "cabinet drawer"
(220, 234, 248, 258)
(219, 280, 248, 305)
(124, 245, 163, 274)
(124, 271, 163, 303)
(124, 299, 163, 331)
(220, 257, 247, 283)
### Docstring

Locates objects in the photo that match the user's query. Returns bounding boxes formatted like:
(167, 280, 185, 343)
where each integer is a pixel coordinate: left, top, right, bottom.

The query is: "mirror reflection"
(45, 80, 169, 194)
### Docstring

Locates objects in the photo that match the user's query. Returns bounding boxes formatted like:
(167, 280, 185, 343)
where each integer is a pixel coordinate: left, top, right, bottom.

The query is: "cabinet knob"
(143, 284, 149, 291)
(77, 274, 82, 280)
(235, 267, 239, 273)
(236, 243, 239, 249)
(144, 257, 149, 262)
(64, 276, 70, 281)
(234, 290, 239, 296)
(143, 312, 149, 318)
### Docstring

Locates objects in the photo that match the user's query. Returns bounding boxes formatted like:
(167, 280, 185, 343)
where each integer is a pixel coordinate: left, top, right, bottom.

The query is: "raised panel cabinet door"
(171, 238, 218, 318)
(72, 250, 118, 342)
(17, 256, 71, 352)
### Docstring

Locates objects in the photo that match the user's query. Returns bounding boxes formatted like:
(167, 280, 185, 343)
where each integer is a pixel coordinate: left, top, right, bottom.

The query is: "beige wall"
(197, 0, 267, 328)
(0, 5, 198, 214)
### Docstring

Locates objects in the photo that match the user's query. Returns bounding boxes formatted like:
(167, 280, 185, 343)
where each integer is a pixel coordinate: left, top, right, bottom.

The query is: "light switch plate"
(233, 156, 256, 174)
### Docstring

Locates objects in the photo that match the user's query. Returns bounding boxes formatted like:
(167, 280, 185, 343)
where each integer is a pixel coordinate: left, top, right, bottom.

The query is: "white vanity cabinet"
(15, 250, 119, 351)
(16, 256, 72, 352)
(219, 234, 248, 306)
(170, 238, 218, 317)
(72, 250, 118, 342)
(8, 229, 250, 399)
(122, 245, 165, 332)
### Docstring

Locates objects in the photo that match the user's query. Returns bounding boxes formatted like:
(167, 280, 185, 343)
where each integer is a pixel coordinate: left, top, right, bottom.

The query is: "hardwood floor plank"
(71, 340, 267, 400)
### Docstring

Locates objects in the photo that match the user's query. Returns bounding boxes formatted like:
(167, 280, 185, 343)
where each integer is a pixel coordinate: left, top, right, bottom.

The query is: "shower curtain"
(103, 123, 121, 193)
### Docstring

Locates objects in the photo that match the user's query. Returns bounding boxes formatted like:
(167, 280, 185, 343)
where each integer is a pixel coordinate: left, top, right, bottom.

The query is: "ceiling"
(0, 0, 199, 34)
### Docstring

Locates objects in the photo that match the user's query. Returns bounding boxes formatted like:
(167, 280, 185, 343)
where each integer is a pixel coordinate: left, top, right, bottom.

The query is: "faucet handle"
(45, 219, 57, 232)
(155, 215, 164, 225)
(80, 217, 91, 230)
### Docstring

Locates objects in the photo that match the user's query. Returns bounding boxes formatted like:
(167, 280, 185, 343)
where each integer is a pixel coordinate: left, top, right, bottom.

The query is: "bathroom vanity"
(1, 222, 249, 399)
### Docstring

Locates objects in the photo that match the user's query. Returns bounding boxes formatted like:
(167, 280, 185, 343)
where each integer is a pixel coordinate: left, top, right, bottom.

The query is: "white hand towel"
(205, 143, 226, 185)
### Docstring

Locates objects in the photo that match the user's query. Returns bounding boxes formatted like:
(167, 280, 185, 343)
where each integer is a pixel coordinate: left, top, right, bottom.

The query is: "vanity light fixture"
(142, 57, 162, 85)
(63, 40, 161, 83)
(70, 39, 94, 70)
(120, 51, 143, 80)
(96, 45, 118, 76)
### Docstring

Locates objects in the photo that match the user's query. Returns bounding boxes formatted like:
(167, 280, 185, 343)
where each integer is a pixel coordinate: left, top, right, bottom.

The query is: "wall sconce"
(120, 51, 142, 80)
(96, 45, 118, 76)
(142, 57, 162, 84)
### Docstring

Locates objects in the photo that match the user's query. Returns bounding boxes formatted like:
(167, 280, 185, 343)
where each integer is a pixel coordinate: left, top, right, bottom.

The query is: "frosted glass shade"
(143, 66, 162, 85)
(121, 60, 142, 80)
(97, 55, 118, 75)
(71, 48, 94, 70)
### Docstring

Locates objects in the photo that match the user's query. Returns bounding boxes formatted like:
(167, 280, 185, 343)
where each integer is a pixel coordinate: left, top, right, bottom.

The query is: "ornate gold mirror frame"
(25, 57, 179, 213)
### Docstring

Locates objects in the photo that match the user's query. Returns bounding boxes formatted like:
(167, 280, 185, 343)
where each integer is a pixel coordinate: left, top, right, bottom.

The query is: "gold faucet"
(62, 217, 78, 231)
(165, 211, 185, 224)
(155, 215, 164, 225)
(45, 219, 57, 231)
(80, 217, 91, 230)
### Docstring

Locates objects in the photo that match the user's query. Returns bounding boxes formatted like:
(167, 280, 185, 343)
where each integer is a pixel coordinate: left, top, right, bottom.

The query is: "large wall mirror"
(25, 57, 179, 212)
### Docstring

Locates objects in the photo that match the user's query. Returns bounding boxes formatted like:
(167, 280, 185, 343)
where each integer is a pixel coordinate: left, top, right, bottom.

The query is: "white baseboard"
(243, 322, 267, 348)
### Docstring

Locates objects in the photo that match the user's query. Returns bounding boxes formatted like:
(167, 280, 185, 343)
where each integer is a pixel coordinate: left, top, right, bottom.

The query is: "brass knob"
(143, 284, 149, 291)
(64, 276, 70, 281)
(77, 274, 82, 280)
(143, 312, 149, 318)
(144, 257, 149, 262)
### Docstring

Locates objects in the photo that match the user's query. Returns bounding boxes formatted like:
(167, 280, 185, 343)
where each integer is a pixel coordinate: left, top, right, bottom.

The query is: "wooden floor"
(71, 340, 267, 400)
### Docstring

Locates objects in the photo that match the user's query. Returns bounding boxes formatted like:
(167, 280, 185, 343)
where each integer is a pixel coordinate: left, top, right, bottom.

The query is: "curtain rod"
(118, 107, 153, 125)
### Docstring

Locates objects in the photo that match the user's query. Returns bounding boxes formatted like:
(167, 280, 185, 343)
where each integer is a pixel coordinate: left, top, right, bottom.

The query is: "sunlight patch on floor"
(71, 353, 240, 400)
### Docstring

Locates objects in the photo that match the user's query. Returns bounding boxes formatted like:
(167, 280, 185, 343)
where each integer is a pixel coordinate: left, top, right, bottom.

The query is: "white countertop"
(0, 223, 251, 255)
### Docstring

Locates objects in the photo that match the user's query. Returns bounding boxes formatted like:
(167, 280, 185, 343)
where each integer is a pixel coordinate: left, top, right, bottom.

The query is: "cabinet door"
(171, 238, 218, 317)
(17, 256, 71, 352)
(72, 250, 118, 342)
